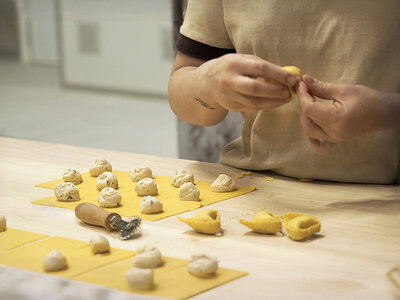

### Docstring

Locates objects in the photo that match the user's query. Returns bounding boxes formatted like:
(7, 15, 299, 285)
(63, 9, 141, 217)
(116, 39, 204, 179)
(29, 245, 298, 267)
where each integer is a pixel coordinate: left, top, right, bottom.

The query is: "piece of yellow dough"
(264, 66, 302, 94)
(177, 210, 221, 235)
(281, 212, 321, 241)
(239, 211, 282, 234)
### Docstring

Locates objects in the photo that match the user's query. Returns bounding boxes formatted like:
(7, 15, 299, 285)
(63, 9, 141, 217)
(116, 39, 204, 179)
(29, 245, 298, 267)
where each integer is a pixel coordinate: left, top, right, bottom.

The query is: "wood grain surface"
(1, 137, 399, 299)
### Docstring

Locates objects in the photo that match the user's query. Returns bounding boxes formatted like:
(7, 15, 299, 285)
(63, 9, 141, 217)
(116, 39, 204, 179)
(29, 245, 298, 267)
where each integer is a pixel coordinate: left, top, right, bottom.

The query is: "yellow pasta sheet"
(34, 171, 256, 221)
(0, 229, 247, 299)
(0, 228, 48, 252)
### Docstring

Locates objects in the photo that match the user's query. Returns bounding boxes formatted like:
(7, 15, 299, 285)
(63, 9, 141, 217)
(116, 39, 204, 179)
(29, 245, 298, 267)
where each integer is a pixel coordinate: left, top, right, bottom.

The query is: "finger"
(307, 137, 335, 155)
(234, 57, 297, 88)
(300, 112, 338, 143)
(303, 74, 341, 100)
(233, 76, 291, 99)
(297, 81, 336, 124)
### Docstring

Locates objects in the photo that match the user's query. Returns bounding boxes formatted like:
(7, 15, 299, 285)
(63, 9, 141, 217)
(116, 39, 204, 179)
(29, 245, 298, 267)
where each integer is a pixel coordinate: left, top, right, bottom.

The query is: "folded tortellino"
(281, 212, 321, 241)
(239, 211, 282, 234)
(178, 209, 221, 235)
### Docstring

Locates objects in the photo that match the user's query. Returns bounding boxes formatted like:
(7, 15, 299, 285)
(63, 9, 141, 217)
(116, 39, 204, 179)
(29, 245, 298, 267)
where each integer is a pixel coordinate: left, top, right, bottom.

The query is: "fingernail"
(304, 75, 314, 85)
(286, 75, 296, 86)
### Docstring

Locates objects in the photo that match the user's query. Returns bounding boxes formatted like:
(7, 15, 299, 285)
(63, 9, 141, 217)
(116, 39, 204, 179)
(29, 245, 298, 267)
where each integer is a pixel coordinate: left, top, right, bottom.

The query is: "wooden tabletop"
(1, 137, 399, 299)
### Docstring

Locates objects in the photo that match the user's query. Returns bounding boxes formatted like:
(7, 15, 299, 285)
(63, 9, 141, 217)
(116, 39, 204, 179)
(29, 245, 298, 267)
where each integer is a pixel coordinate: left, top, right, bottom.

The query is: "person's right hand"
(196, 53, 298, 112)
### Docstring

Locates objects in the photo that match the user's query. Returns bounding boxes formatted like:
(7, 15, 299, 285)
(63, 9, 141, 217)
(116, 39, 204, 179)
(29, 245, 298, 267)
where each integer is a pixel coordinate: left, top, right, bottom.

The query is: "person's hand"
(297, 75, 384, 154)
(196, 54, 298, 112)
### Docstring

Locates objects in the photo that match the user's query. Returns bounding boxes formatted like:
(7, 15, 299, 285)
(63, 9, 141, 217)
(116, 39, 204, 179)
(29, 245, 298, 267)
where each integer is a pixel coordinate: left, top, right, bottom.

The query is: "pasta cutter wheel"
(75, 203, 141, 240)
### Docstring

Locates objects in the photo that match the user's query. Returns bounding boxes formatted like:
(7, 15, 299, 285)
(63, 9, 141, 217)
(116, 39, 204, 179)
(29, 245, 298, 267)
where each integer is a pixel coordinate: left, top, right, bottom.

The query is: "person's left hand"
(297, 75, 383, 154)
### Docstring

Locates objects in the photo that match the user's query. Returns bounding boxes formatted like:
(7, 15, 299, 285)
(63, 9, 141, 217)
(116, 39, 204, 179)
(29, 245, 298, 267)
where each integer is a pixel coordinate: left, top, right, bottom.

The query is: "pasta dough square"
(33, 172, 256, 221)
(0, 228, 48, 252)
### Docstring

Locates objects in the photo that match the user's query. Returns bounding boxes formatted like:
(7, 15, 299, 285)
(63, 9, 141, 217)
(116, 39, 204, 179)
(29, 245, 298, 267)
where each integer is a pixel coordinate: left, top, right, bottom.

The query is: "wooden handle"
(75, 203, 119, 231)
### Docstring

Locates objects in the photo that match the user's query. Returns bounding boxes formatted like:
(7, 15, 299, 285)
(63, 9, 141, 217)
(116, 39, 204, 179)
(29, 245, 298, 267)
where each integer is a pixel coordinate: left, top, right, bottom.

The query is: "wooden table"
(1, 137, 399, 299)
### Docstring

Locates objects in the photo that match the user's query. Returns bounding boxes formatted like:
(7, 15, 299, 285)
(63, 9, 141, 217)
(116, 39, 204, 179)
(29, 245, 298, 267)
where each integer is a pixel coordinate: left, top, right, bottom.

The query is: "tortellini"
(239, 211, 282, 234)
(281, 212, 321, 241)
(98, 187, 121, 208)
(43, 250, 68, 272)
(188, 254, 218, 278)
(125, 267, 153, 290)
(62, 169, 83, 184)
(140, 196, 163, 214)
(178, 209, 221, 235)
(0, 215, 6, 232)
(129, 166, 153, 182)
(54, 182, 80, 202)
(135, 178, 158, 196)
(171, 169, 194, 187)
(89, 157, 112, 177)
(178, 182, 200, 201)
(211, 174, 236, 193)
(133, 245, 163, 269)
(89, 235, 110, 254)
(96, 171, 119, 191)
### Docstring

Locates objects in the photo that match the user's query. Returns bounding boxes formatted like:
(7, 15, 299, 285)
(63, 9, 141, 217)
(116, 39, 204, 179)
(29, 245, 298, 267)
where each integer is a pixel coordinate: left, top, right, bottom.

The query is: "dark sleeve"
(176, 34, 236, 61)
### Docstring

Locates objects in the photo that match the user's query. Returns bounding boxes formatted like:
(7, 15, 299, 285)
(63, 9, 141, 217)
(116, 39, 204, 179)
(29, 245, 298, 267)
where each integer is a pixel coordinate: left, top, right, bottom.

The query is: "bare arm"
(168, 51, 297, 126)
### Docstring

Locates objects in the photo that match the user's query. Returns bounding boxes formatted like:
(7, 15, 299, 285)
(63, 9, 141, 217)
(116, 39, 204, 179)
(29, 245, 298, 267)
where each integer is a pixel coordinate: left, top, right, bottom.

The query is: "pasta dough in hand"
(54, 182, 80, 201)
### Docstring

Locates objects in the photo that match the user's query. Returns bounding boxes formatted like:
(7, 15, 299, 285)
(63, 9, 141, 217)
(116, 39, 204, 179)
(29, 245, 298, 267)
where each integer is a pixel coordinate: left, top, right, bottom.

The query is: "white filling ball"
(0, 215, 6, 232)
(62, 169, 83, 184)
(89, 235, 110, 254)
(133, 245, 163, 269)
(54, 182, 80, 201)
(140, 196, 163, 214)
(125, 267, 153, 290)
(135, 178, 158, 196)
(43, 250, 68, 272)
(98, 187, 122, 208)
(96, 171, 119, 191)
(188, 254, 218, 278)
(171, 169, 194, 187)
(129, 166, 153, 182)
(89, 158, 112, 177)
(211, 174, 236, 192)
(179, 182, 200, 201)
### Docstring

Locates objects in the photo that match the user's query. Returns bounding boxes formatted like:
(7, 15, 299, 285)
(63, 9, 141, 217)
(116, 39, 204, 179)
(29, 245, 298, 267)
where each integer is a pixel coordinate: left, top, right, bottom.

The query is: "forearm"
(168, 65, 228, 126)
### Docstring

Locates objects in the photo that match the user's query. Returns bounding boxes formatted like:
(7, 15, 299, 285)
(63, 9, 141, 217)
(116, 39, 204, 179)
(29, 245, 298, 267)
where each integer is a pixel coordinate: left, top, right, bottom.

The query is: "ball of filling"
(89, 158, 112, 177)
(62, 169, 83, 184)
(0, 215, 6, 232)
(188, 254, 218, 277)
(171, 169, 194, 187)
(179, 182, 200, 201)
(210, 174, 236, 192)
(129, 166, 153, 182)
(98, 187, 121, 208)
(96, 171, 119, 191)
(125, 267, 153, 290)
(133, 245, 163, 269)
(140, 196, 163, 214)
(43, 249, 68, 272)
(135, 178, 158, 196)
(54, 182, 80, 201)
(89, 235, 110, 254)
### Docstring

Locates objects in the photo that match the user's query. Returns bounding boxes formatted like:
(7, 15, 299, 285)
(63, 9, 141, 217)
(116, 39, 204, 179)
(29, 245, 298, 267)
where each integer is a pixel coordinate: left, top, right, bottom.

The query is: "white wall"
(59, 0, 174, 96)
